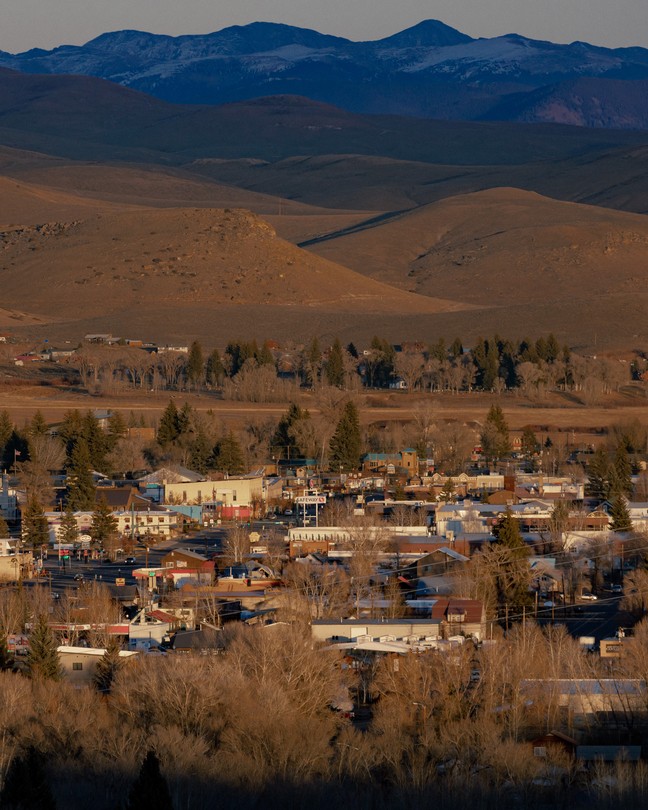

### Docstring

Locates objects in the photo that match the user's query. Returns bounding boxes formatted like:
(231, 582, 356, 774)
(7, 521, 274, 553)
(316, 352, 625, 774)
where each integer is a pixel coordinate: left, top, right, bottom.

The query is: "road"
(535, 592, 625, 644)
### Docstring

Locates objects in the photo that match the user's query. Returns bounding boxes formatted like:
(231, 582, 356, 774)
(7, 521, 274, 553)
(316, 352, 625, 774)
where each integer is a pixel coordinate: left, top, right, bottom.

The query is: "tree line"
(60, 333, 633, 401)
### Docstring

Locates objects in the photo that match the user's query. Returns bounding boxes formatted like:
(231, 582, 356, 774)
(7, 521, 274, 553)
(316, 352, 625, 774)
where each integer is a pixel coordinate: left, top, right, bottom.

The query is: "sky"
(1, 0, 647, 53)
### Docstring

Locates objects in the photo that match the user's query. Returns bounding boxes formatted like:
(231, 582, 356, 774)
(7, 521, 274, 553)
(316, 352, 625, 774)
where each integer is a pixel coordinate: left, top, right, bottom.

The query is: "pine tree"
(93, 637, 123, 694)
(22, 497, 49, 552)
(157, 400, 180, 447)
(369, 337, 395, 388)
(492, 507, 527, 556)
(206, 349, 225, 387)
(610, 494, 633, 532)
(189, 428, 212, 475)
(106, 411, 128, 449)
(0, 409, 13, 450)
(213, 431, 245, 475)
(325, 338, 345, 387)
(257, 341, 275, 367)
(0, 629, 12, 671)
(26, 614, 61, 681)
(483, 341, 500, 391)
(27, 410, 48, 438)
(440, 477, 455, 501)
(613, 442, 633, 498)
(58, 409, 84, 459)
(521, 425, 539, 457)
(487, 507, 532, 627)
(304, 337, 322, 386)
(82, 410, 109, 472)
(127, 751, 173, 810)
(59, 505, 78, 546)
(450, 337, 463, 358)
(91, 497, 118, 550)
(587, 447, 612, 500)
(65, 438, 96, 510)
(0, 746, 57, 810)
(177, 402, 193, 437)
(480, 404, 511, 461)
(186, 340, 204, 389)
(329, 401, 362, 471)
(273, 403, 309, 459)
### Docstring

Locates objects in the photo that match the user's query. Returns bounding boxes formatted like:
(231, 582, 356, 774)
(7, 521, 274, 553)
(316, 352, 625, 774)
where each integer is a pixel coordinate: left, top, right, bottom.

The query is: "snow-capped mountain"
(3, 20, 648, 127)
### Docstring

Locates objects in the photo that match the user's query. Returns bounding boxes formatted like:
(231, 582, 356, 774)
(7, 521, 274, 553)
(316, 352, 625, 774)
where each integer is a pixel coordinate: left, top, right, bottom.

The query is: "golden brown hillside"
(0, 205, 468, 342)
(303, 187, 648, 347)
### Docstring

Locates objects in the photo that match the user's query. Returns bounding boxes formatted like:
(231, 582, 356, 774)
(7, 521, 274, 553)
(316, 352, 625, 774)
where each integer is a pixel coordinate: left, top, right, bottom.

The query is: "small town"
(2, 4, 648, 806)
(1, 357, 648, 807)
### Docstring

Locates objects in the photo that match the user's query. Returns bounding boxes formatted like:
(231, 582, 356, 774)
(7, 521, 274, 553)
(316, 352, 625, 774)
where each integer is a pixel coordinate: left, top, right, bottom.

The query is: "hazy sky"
(1, 0, 647, 53)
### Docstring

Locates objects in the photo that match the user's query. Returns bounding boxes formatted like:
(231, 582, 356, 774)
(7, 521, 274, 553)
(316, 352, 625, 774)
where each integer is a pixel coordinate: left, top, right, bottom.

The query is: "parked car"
(610, 584, 623, 594)
(73, 573, 84, 582)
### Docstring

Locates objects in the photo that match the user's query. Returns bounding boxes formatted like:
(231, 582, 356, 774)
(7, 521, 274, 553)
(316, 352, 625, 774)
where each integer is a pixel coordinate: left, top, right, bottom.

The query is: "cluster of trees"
(61, 333, 633, 402)
(3, 589, 648, 809)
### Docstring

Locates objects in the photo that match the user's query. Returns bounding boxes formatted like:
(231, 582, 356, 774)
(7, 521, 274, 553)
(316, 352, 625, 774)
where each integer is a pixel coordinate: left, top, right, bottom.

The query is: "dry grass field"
(2, 380, 647, 447)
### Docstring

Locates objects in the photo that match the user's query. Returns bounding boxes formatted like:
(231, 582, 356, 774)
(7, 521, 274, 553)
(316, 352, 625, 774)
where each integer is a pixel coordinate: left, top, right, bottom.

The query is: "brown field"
(2, 382, 648, 445)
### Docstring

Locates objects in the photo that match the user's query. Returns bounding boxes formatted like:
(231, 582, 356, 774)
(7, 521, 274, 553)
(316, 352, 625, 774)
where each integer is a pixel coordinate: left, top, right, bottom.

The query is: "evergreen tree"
(82, 411, 109, 472)
(256, 341, 275, 367)
(613, 442, 633, 498)
(186, 340, 204, 389)
(93, 637, 123, 694)
(471, 337, 487, 387)
(587, 447, 612, 500)
(492, 507, 527, 555)
(58, 409, 84, 460)
(91, 497, 118, 550)
(304, 337, 322, 386)
(272, 403, 309, 459)
(176, 402, 193, 437)
(189, 428, 212, 475)
(329, 401, 362, 471)
(212, 432, 245, 475)
(520, 425, 539, 457)
(325, 338, 345, 388)
(27, 410, 48, 438)
(21, 498, 49, 552)
(440, 477, 455, 501)
(65, 438, 96, 510)
(127, 751, 173, 810)
(26, 614, 61, 681)
(346, 342, 359, 359)
(0, 629, 12, 671)
(157, 400, 180, 447)
(483, 341, 500, 391)
(610, 494, 633, 532)
(206, 349, 225, 387)
(488, 507, 532, 626)
(2, 429, 29, 474)
(545, 333, 560, 363)
(0, 746, 57, 810)
(429, 338, 446, 362)
(368, 337, 395, 388)
(0, 409, 13, 450)
(106, 411, 128, 450)
(59, 505, 78, 546)
(480, 404, 511, 461)
(450, 337, 463, 358)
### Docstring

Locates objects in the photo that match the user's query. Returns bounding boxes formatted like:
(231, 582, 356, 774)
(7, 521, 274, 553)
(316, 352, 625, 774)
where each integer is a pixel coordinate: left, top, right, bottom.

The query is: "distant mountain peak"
(375, 19, 473, 48)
